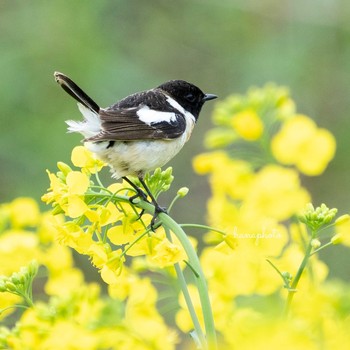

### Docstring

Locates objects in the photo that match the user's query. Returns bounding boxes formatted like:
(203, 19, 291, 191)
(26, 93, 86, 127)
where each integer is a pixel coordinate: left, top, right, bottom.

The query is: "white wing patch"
(137, 105, 177, 125)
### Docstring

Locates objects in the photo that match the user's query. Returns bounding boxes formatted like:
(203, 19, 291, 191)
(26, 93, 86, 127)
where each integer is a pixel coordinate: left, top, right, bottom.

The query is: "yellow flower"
(85, 202, 122, 229)
(124, 278, 178, 349)
(54, 222, 93, 253)
(64, 195, 89, 218)
(107, 213, 149, 246)
(192, 151, 228, 175)
(88, 243, 124, 284)
(66, 171, 90, 195)
(242, 165, 310, 222)
(41, 171, 64, 205)
(210, 159, 254, 199)
(108, 267, 138, 300)
(296, 129, 336, 175)
(42, 169, 90, 218)
(206, 194, 240, 230)
(201, 246, 282, 299)
(335, 214, 350, 246)
(230, 109, 264, 141)
(45, 267, 84, 296)
(193, 152, 254, 199)
(41, 321, 98, 350)
(151, 238, 186, 267)
(0, 231, 39, 275)
(71, 145, 105, 174)
(271, 114, 336, 175)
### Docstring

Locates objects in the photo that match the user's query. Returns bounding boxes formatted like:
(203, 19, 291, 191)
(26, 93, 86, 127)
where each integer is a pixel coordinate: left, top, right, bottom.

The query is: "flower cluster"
(0, 197, 178, 349)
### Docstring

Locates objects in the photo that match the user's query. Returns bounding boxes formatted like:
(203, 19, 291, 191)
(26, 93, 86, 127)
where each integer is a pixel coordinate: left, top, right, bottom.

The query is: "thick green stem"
(138, 201, 217, 350)
(165, 226, 206, 348)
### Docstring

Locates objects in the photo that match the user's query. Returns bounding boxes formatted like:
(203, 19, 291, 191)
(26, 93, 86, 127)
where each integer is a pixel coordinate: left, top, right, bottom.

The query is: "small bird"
(54, 72, 217, 224)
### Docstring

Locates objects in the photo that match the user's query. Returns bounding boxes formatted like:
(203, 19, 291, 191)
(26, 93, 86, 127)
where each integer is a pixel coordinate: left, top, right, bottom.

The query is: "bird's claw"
(150, 205, 167, 231)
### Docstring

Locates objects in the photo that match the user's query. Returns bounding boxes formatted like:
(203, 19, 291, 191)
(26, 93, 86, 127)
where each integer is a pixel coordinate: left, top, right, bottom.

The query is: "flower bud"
(0, 280, 7, 292)
(282, 271, 293, 282)
(5, 281, 16, 292)
(311, 239, 321, 249)
(10, 272, 21, 284)
(28, 260, 39, 277)
(331, 234, 342, 245)
(335, 214, 350, 225)
(177, 187, 189, 198)
(57, 162, 73, 176)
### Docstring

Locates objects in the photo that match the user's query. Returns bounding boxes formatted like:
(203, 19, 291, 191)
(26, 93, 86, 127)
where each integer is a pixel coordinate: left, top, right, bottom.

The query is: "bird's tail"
(54, 72, 100, 113)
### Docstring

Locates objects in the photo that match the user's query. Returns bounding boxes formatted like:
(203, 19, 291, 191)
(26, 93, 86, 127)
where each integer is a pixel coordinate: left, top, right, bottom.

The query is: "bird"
(54, 72, 217, 226)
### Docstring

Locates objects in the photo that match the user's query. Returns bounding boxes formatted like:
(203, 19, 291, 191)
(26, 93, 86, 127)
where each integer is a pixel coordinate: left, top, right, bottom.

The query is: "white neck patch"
(166, 96, 196, 122)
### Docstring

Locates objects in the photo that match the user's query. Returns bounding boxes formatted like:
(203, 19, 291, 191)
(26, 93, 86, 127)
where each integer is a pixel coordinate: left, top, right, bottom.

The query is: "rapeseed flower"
(271, 114, 336, 175)
(230, 109, 264, 141)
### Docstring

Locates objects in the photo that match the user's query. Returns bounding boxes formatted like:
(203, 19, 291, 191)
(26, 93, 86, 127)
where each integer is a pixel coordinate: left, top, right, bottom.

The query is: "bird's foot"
(128, 188, 149, 221)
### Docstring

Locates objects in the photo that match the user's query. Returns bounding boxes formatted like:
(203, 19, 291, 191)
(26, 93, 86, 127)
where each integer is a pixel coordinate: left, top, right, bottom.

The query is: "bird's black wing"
(86, 90, 187, 142)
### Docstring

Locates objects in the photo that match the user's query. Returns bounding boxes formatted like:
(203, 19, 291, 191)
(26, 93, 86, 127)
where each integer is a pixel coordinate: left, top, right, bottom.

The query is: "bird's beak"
(202, 93, 217, 102)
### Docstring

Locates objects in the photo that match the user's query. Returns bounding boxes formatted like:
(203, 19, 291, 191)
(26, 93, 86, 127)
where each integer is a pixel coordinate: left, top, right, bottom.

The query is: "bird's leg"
(122, 176, 148, 202)
(122, 176, 148, 219)
(138, 177, 167, 230)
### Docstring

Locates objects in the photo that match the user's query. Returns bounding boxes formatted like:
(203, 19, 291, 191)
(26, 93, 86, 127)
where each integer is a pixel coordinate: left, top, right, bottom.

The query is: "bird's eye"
(185, 93, 196, 103)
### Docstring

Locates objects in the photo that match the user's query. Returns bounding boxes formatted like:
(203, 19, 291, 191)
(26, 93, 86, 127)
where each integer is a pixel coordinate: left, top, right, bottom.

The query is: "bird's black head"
(157, 80, 217, 119)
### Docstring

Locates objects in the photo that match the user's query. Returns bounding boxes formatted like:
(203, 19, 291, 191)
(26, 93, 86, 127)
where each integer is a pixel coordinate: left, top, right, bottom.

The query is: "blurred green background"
(1, 0, 350, 277)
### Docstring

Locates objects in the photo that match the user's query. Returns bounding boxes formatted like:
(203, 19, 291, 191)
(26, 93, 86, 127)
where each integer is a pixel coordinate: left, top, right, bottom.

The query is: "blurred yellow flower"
(242, 165, 310, 221)
(271, 115, 336, 175)
(0, 231, 39, 275)
(231, 109, 264, 141)
(192, 151, 228, 175)
(335, 214, 350, 246)
(125, 278, 178, 349)
(193, 152, 253, 199)
(9, 197, 40, 228)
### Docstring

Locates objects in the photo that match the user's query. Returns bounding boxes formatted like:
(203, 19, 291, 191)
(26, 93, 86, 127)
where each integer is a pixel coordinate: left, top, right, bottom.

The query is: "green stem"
(0, 304, 30, 315)
(136, 201, 217, 350)
(167, 194, 180, 213)
(164, 227, 206, 348)
(284, 231, 315, 317)
(180, 223, 226, 236)
(310, 241, 333, 256)
(266, 259, 290, 289)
